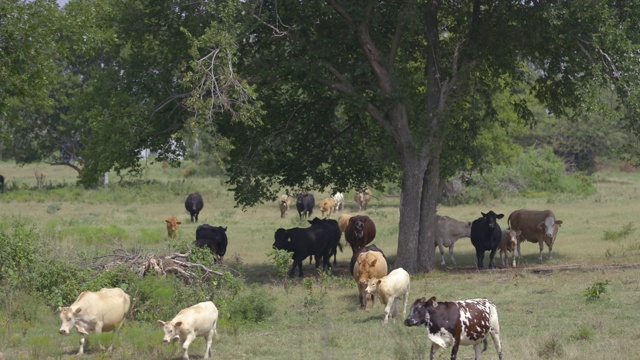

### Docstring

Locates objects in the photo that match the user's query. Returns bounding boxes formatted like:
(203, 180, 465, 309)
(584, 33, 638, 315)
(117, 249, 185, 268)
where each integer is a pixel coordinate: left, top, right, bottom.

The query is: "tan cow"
(278, 195, 290, 218)
(435, 215, 472, 266)
(353, 187, 372, 211)
(352, 247, 388, 310)
(318, 197, 336, 218)
(58, 287, 131, 355)
(338, 213, 354, 233)
(158, 301, 219, 360)
(499, 228, 521, 268)
(365, 267, 410, 324)
(508, 209, 563, 262)
(166, 216, 182, 238)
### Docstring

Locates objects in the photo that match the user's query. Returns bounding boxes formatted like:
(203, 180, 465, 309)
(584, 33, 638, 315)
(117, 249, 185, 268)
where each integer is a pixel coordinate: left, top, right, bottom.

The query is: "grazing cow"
(337, 213, 354, 234)
(353, 187, 372, 211)
(165, 216, 182, 239)
(318, 197, 336, 218)
(470, 211, 504, 269)
(58, 287, 131, 355)
(0, 174, 4, 192)
(296, 193, 315, 219)
(158, 301, 218, 360)
(344, 215, 376, 254)
(352, 245, 388, 309)
(332, 192, 345, 212)
(435, 215, 472, 266)
(194, 224, 228, 263)
(508, 209, 563, 262)
(278, 195, 290, 218)
(307, 217, 342, 265)
(404, 296, 502, 360)
(365, 267, 410, 323)
(499, 228, 521, 268)
(273, 226, 332, 277)
(185, 192, 204, 223)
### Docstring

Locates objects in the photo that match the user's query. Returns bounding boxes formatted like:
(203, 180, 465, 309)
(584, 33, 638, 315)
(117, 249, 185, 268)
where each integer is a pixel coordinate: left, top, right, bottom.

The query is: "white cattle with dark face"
(508, 209, 563, 261)
(158, 301, 219, 360)
(404, 296, 502, 360)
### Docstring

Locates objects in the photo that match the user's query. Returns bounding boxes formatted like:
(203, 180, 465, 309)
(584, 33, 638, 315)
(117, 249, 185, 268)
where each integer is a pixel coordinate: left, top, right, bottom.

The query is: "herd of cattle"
(55, 187, 563, 359)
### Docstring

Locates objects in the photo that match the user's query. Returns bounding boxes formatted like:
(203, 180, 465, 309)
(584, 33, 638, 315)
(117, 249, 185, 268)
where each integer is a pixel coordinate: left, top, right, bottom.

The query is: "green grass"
(2, 162, 640, 359)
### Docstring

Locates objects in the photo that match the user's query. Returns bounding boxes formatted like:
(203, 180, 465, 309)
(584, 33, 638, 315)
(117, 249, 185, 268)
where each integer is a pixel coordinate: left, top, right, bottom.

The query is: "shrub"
(537, 333, 564, 359)
(602, 223, 635, 241)
(583, 280, 609, 302)
(224, 285, 276, 326)
(0, 220, 41, 285)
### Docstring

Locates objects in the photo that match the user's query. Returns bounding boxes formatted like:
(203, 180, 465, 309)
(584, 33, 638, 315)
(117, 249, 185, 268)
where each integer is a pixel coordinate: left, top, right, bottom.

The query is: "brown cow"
(435, 215, 472, 266)
(508, 209, 563, 262)
(352, 245, 388, 310)
(353, 187, 372, 211)
(166, 216, 182, 238)
(318, 197, 336, 218)
(278, 195, 290, 218)
(499, 228, 521, 268)
(344, 215, 376, 254)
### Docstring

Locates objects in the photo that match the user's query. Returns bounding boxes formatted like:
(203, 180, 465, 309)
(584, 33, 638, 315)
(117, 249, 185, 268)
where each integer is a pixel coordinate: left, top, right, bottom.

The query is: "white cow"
(158, 301, 219, 360)
(332, 192, 345, 212)
(58, 287, 131, 355)
(365, 267, 410, 323)
(435, 215, 472, 266)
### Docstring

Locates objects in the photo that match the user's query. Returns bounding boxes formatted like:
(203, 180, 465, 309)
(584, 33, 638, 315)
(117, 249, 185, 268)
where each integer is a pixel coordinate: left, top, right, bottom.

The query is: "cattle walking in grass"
(185, 192, 204, 223)
(470, 211, 504, 269)
(344, 215, 376, 254)
(435, 215, 472, 266)
(508, 209, 563, 262)
(158, 301, 218, 360)
(332, 192, 344, 212)
(351, 245, 388, 310)
(353, 187, 372, 211)
(318, 197, 336, 218)
(404, 296, 502, 360)
(499, 228, 521, 268)
(58, 287, 131, 355)
(273, 226, 332, 277)
(278, 195, 290, 218)
(194, 224, 228, 263)
(307, 217, 342, 266)
(165, 216, 182, 239)
(296, 193, 315, 219)
(365, 267, 410, 323)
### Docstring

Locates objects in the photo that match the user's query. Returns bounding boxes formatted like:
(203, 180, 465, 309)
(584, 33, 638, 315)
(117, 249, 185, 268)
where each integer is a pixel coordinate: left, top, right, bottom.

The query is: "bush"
(0, 220, 41, 285)
(224, 285, 276, 326)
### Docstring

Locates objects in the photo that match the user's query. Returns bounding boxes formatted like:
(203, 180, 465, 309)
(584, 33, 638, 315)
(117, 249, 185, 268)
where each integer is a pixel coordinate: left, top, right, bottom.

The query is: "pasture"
(1, 162, 640, 359)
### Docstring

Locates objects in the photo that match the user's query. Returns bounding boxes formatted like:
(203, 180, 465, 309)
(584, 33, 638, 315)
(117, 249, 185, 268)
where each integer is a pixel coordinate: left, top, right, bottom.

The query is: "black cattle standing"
(307, 217, 342, 265)
(185, 192, 204, 223)
(273, 226, 332, 277)
(194, 224, 228, 263)
(470, 211, 504, 269)
(296, 193, 315, 219)
(0, 174, 4, 193)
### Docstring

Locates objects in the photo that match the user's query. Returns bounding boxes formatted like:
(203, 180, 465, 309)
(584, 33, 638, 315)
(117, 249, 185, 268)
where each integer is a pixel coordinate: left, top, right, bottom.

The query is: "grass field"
(1, 161, 640, 359)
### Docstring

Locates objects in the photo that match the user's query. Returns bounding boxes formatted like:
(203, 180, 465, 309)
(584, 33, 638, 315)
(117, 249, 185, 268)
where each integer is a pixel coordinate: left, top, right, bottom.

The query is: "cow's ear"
(57, 307, 62, 312)
(377, 279, 382, 285)
(177, 221, 181, 225)
(516, 230, 522, 236)
(157, 320, 166, 326)
(537, 222, 545, 230)
(427, 296, 437, 307)
(174, 321, 183, 328)
(481, 212, 486, 217)
(74, 307, 82, 315)
(165, 219, 170, 224)
(224, 227, 227, 231)
(556, 220, 563, 226)
(370, 259, 377, 267)
(497, 214, 504, 219)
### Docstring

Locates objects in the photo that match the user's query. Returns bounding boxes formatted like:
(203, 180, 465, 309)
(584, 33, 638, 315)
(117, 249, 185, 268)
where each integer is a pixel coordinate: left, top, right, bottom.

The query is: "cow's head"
(404, 297, 434, 327)
(538, 217, 563, 239)
(58, 306, 81, 335)
(481, 211, 504, 229)
(273, 228, 291, 251)
(165, 216, 181, 238)
(504, 228, 520, 251)
(307, 217, 323, 226)
(157, 320, 182, 343)
(356, 255, 378, 286)
(353, 217, 367, 237)
(364, 278, 382, 295)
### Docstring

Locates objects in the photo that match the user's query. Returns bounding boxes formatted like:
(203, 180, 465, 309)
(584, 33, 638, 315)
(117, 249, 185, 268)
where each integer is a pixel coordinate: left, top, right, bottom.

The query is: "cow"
(157, 301, 218, 360)
(185, 192, 204, 223)
(273, 226, 332, 277)
(435, 215, 472, 266)
(337, 213, 353, 234)
(404, 296, 503, 360)
(296, 193, 315, 219)
(332, 192, 345, 212)
(318, 197, 336, 218)
(499, 228, 521, 268)
(353, 187, 372, 211)
(351, 245, 387, 309)
(58, 287, 131, 355)
(307, 217, 342, 265)
(365, 267, 410, 323)
(508, 209, 563, 262)
(344, 215, 376, 254)
(278, 195, 290, 218)
(194, 224, 228, 263)
(470, 211, 504, 269)
(0, 174, 4, 193)
(165, 216, 182, 239)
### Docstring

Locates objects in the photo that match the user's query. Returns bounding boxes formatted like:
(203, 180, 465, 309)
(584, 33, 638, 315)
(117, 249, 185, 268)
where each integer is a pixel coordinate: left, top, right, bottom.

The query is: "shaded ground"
(445, 262, 640, 274)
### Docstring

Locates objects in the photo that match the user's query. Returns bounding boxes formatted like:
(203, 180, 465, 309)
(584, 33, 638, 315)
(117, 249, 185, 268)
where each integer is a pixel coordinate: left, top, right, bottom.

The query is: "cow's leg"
(402, 290, 409, 318)
(490, 329, 503, 360)
(476, 249, 485, 270)
(450, 341, 461, 360)
(181, 333, 196, 360)
(437, 238, 446, 266)
(473, 342, 483, 360)
(383, 298, 393, 323)
(204, 326, 215, 359)
(500, 249, 506, 268)
(77, 335, 86, 355)
(449, 243, 456, 265)
(546, 238, 554, 260)
(358, 282, 367, 309)
(538, 240, 544, 262)
(429, 344, 438, 360)
(488, 248, 497, 269)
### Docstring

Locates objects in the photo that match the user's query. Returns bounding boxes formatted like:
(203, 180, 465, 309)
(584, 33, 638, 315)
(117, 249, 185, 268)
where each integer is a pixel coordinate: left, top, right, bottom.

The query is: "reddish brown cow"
(165, 216, 182, 238)
(344, 215, 376, 254)
(508, 209, 563, 262)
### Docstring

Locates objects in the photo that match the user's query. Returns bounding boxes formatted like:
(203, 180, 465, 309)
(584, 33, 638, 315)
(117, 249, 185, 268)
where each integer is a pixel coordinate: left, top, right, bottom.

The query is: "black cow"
(296, 193, 315, 219)
(0, 174, 4, 193)
(470, 211, 504, 269)
(307, 217, 342, 265)
(349, 244, 386, 276)
(273, 226, 332, 277)
(185, 192, 204, 223)
(194, 224, 228, 263)
(404, 296, 503, 360)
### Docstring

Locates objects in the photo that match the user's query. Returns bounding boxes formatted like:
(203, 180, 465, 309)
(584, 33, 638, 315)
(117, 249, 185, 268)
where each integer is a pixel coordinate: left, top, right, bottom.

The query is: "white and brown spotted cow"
(499, 228, 521, 268)
(508, 209, 563, 262)
(404, 296, 502, 360)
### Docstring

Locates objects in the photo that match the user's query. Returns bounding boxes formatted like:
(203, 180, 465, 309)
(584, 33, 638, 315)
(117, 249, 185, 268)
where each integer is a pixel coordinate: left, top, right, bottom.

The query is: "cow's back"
(173, 301, 219, 337)
(436, 215, 471, 246)
(379, 268, 410, 296)
(73, 288, 130, 332)
(353, 250, 388, 282)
